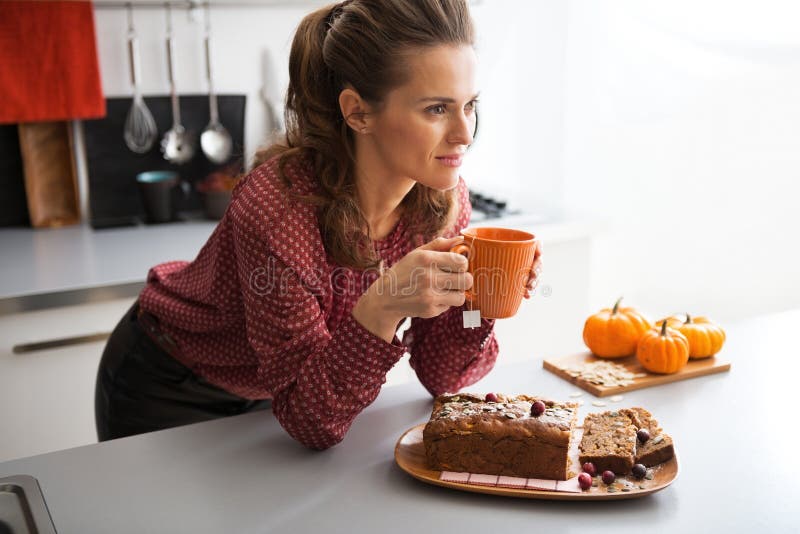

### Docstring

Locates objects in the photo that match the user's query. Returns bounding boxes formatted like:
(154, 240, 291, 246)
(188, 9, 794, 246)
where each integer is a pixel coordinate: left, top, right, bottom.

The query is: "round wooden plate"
(394, 424, 679, 501)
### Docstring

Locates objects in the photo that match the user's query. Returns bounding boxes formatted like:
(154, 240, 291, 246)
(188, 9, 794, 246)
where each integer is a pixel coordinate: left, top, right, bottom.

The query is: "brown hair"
(253, 0, 476, 270)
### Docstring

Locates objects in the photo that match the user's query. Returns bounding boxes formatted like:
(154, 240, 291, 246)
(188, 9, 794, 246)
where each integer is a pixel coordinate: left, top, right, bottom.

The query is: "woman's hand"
(523, 239, 543, 299)
(352, 236, 473, 342)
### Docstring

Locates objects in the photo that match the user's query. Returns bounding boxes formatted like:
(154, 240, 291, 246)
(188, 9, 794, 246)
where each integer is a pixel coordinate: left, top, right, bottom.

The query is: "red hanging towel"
(0, 0, 106, 123)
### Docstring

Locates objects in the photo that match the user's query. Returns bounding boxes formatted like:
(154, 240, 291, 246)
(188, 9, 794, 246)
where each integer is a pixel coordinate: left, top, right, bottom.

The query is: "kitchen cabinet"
(0, 297, 135, 463)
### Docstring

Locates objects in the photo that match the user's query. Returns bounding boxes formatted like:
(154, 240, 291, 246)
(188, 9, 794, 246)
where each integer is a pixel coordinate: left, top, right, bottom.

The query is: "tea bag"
(463, 298, 480, 328)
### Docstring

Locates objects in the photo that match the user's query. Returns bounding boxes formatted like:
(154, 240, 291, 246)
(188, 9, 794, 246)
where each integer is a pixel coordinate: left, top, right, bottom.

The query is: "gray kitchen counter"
(0, 309, 795, 533)
(0, 220, 217, 311)
(0, 214, 596, 313)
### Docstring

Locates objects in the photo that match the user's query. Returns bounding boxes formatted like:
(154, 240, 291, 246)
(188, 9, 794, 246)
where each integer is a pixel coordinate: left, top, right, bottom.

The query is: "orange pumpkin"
(678, 314, 726, 359)
(655, 313, 726, 359)
(654, 314, 685, 330)
(636, 321, 690, 374)
(583, 297, 651, 358)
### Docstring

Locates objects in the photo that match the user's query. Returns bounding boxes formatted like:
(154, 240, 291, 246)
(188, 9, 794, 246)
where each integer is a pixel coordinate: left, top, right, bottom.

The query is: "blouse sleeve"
(402, 177, 499, 396)
(231, 210, 406, 450)
(404, 308, 498, 396)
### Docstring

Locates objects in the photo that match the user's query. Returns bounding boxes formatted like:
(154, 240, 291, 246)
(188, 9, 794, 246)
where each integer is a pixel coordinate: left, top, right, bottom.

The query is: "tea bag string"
(466, 233, 476, 313)
(461, 233, 482, 332)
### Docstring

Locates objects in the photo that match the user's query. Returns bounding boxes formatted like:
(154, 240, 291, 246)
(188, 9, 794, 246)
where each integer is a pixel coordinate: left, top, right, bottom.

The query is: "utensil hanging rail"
(94, 0, 483, 9)
(94, 1, 318, 9)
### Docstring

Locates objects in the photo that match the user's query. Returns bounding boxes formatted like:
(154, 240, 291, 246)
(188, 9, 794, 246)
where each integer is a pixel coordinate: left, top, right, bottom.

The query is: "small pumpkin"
(636, 321, 690, 374)
(680, 314, 726, 359)
(656, 313, 726, 359)
(583, 297, 651, 358)
(654, 314, 685, 330)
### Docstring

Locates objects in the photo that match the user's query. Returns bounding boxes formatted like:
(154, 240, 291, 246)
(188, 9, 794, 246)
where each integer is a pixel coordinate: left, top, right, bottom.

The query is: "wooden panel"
(543, 351, 731, 397)
(18, 121, 80, 228)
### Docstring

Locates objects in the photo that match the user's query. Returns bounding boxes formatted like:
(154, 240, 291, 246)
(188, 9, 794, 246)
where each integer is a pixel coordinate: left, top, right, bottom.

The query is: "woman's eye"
(465, 99, 479, 113)
(427, 104, 447, 115)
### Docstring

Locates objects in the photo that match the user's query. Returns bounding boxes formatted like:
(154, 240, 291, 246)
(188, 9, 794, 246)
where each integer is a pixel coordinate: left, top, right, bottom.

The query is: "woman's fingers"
(428, 250, 468, 273)
(418, 235, 464, 252)
(431, 271, 472, 292)
(525, 257, 543, 290)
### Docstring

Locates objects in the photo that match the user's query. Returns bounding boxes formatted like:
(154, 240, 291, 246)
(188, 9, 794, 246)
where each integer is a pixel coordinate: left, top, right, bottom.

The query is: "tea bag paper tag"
(463, 309, 481, 329)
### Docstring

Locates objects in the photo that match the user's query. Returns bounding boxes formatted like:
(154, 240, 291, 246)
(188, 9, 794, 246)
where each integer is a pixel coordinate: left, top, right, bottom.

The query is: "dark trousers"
(94, 301, 270, 441)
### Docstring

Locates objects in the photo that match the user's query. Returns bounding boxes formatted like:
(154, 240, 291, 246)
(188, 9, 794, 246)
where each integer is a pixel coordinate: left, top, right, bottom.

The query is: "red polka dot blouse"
(139, 155, 498, 449)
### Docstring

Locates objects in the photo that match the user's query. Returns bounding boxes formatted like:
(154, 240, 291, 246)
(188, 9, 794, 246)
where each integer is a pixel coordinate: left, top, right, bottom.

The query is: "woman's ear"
(339, 88, 372, 134)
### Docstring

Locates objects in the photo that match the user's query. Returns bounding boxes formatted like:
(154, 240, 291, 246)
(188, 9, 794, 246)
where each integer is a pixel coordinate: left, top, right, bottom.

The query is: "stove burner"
(468, 190, 517, 220)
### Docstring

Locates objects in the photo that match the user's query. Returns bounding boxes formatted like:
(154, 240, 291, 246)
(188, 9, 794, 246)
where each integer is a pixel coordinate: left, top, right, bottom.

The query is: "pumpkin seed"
(645, 472, 654, 480)
(652, 435, 664, 445)
(504, 413, 517, 419)
(563, 360, 639, 388)
(621, 487, 631, 492)
(569, 391, 584, 398)
(592, 401, 607, 407)
(610, 395, 624, 402)
(607, 486, 617, 493)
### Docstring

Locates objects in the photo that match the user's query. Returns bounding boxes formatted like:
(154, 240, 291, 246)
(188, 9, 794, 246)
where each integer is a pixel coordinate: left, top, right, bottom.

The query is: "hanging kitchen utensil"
(161, 4, 194, 164)
(123, 4, 157, 153)
(200, 4, 233, 164)
(261, 48, 284, 141)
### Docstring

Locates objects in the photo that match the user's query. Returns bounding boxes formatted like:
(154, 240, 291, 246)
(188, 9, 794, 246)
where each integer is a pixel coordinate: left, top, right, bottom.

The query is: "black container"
(136, 171, 181, 224)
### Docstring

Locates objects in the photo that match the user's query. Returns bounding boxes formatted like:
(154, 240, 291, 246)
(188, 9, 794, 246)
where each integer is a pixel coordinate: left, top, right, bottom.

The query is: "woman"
(95, 0, 542, 450)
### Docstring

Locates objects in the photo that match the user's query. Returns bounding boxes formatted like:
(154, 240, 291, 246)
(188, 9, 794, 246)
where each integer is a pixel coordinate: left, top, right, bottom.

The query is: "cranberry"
(637, 429, 650, 443)
(632, 464, 647, 479)
(582, 462, 597, 476)
(485, 392, 498, 403)
(578, 473, 592, 490)
(601, 470, 616, 485)
(530, 400, 546, 417)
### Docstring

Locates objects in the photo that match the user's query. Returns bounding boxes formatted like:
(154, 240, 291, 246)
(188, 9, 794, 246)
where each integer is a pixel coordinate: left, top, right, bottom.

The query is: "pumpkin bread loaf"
(578, 411, 637, 474)
(622, 407, 675, 466)
(423, 393, 579, 480)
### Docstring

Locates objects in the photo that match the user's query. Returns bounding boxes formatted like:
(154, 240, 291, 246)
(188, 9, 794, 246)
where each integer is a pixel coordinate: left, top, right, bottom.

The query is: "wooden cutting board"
(543, 351, 731, 397)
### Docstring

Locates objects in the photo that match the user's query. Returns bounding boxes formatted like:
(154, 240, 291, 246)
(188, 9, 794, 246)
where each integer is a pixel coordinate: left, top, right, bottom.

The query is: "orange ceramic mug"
(450, 227, 538, 319)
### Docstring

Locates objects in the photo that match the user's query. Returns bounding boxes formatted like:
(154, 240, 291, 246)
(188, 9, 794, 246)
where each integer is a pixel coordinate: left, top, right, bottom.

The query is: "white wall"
(464, 0, 568, 217)
(562, 0, 800, 322)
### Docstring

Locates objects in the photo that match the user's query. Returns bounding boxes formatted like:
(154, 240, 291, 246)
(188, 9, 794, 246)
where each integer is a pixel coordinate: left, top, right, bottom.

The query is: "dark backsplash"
(0, 124, 30, 227)
(82, 94, 246, 229)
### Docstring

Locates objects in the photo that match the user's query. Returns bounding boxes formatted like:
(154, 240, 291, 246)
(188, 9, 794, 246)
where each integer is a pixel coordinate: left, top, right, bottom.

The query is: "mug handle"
(450, 242, 474, 303)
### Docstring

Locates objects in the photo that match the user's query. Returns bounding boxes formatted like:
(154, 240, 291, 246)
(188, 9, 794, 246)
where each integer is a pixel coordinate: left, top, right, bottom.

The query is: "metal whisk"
(124, 4, 158, 153)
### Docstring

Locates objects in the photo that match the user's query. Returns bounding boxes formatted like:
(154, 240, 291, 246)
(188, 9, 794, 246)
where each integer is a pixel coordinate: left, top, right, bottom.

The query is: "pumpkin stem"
(612, 297, 623, 314)
(685, 313, 692, 324)
(660, 320, 668, 336)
